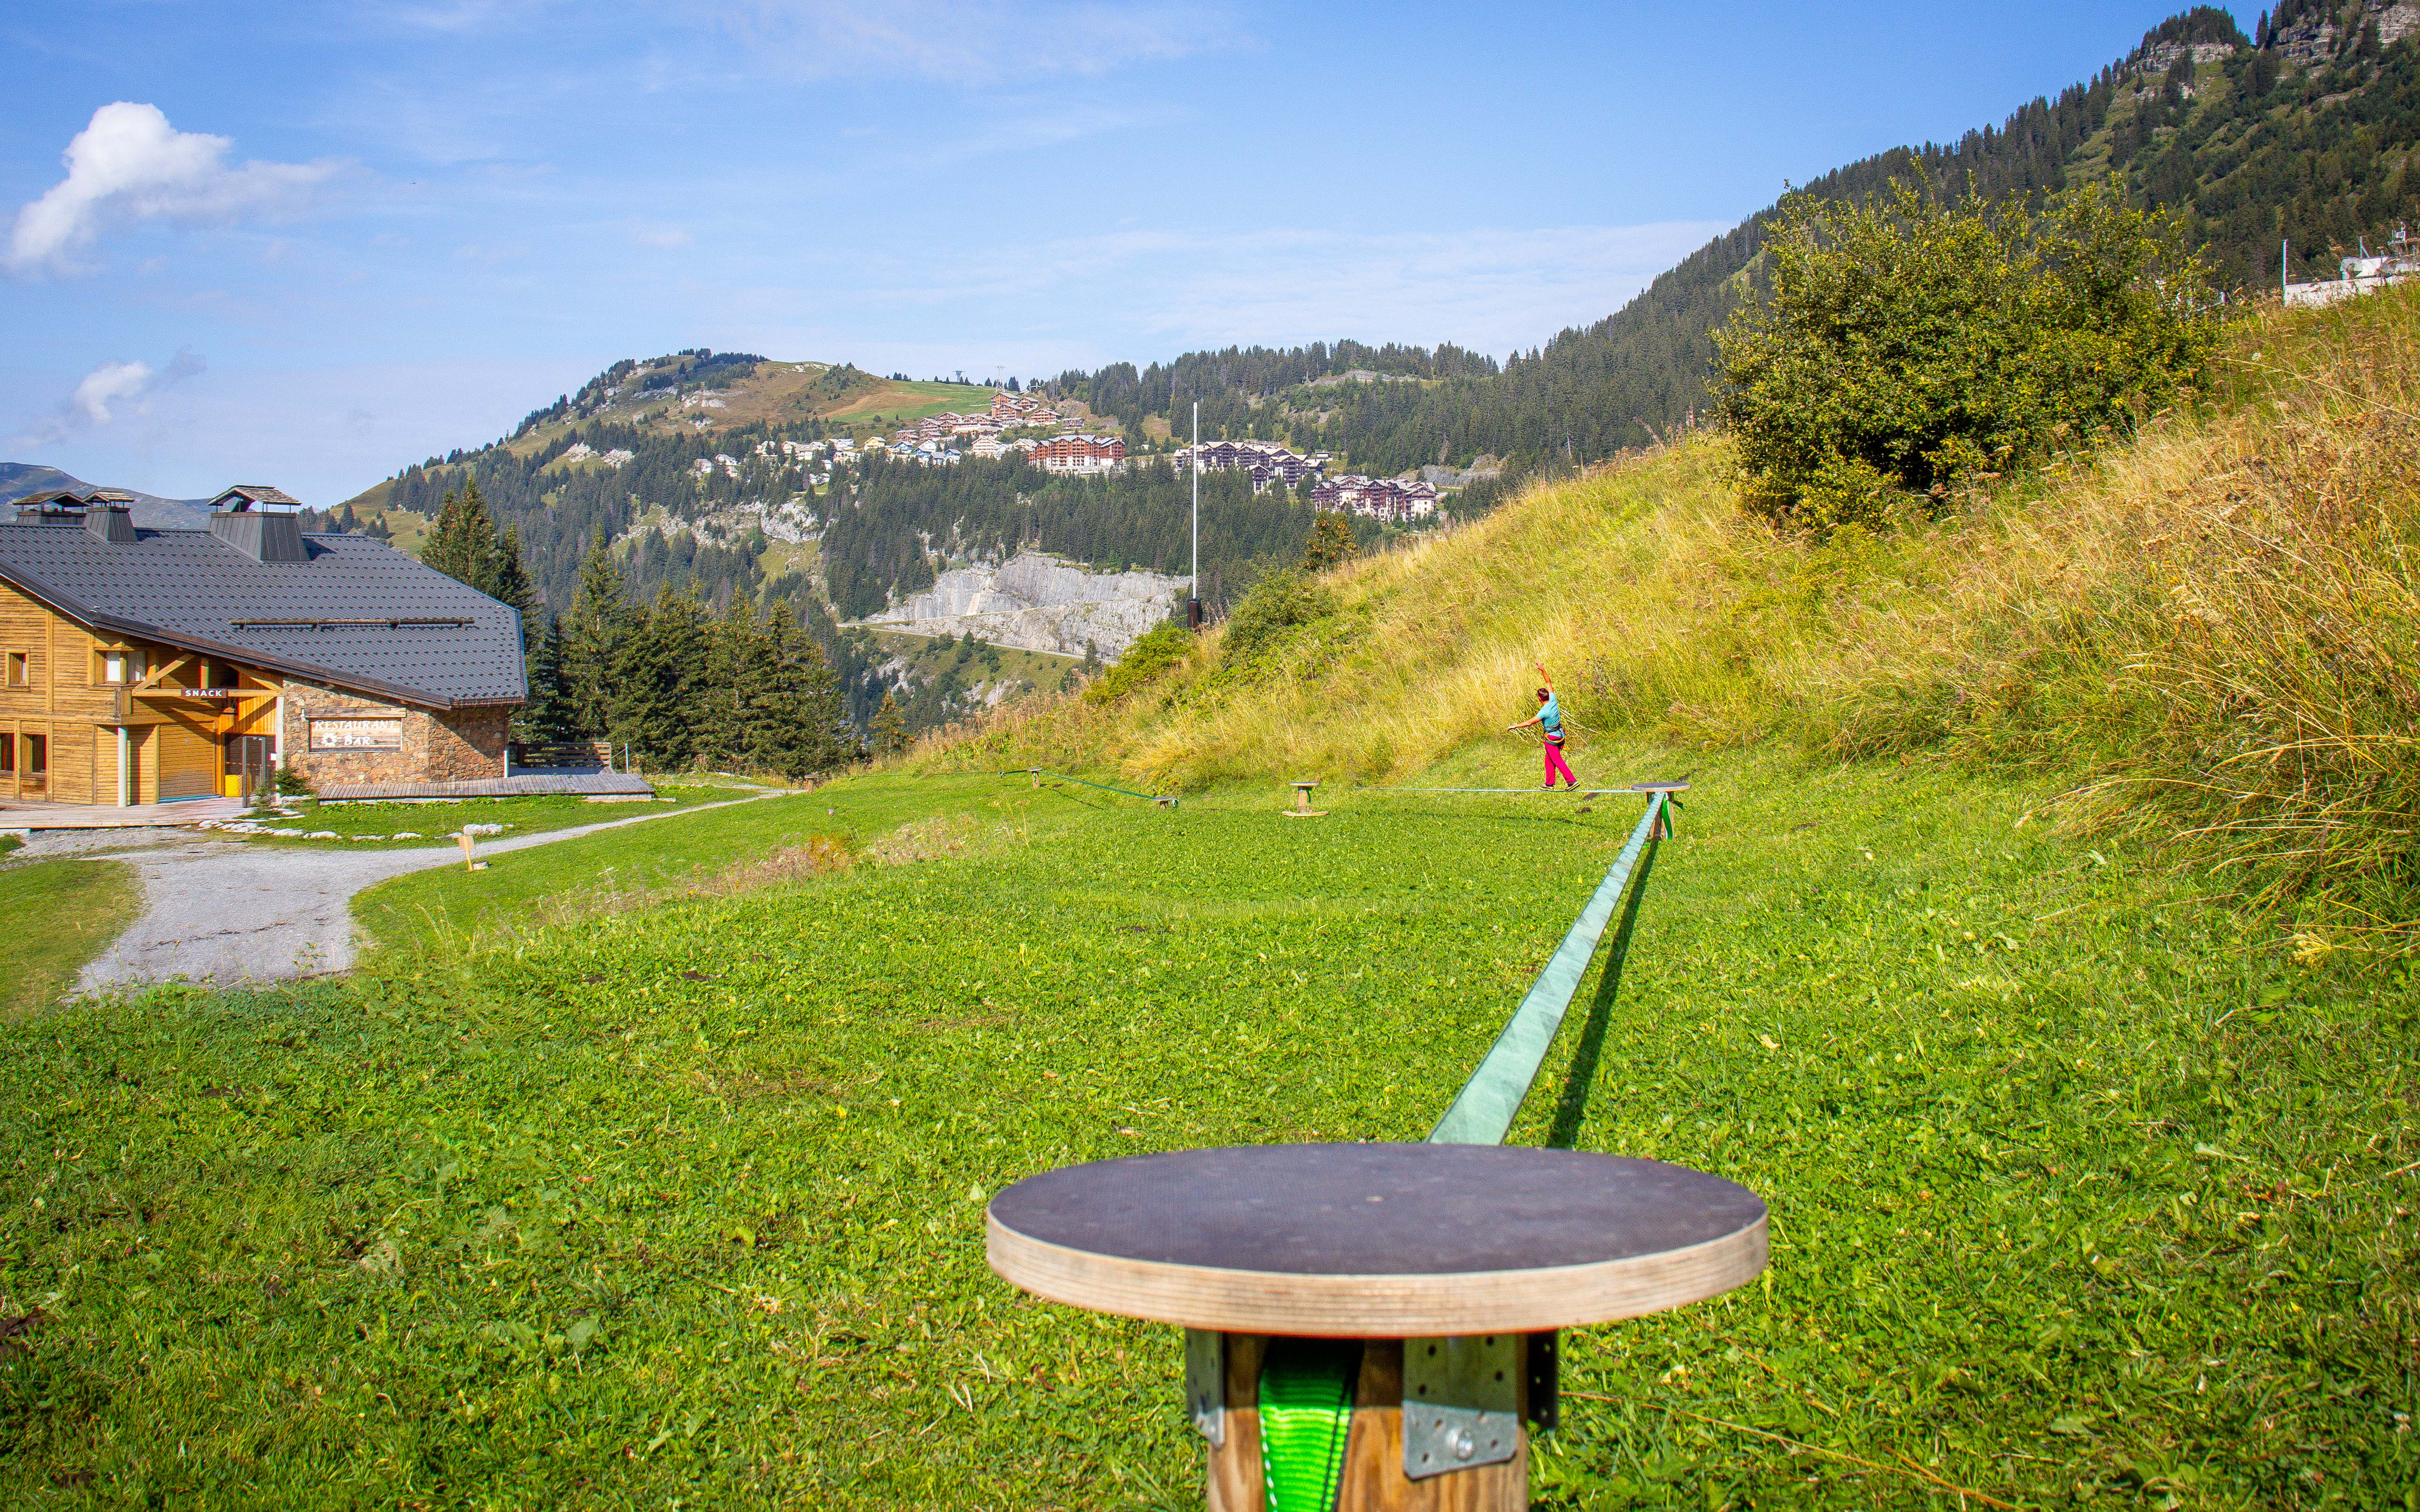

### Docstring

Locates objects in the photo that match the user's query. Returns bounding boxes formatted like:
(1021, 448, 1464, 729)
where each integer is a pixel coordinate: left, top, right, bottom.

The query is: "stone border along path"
(71, 789, 799, 995)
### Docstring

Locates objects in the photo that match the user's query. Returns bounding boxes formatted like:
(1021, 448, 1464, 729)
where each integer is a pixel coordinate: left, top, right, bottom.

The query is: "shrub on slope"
(1713, 180, 2221, 527)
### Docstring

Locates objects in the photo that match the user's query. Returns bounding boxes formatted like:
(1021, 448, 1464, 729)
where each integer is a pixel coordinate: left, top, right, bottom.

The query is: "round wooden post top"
(986, 1143, 1766, 1337)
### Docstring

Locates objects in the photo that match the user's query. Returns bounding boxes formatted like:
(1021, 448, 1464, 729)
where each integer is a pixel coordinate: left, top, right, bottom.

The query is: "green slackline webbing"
(1002, 768, 1171, 804)
(1426, 791, 1666, 1146)
(1353, 786, 1623, 795)
(1259, 1338, 1360, 1511)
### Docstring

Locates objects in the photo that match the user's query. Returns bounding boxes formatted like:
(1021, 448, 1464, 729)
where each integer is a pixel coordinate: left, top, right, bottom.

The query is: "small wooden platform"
(1282, 780, 1326, 818)
(990, 1144, 1764, 1507)
(988, 1143, 1766, 1336)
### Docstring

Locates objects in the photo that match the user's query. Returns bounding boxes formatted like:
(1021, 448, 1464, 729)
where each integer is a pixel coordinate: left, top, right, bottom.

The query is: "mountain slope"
(0, 464, 213, 528)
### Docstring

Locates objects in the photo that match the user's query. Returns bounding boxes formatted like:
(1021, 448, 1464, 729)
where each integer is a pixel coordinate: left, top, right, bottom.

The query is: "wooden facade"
(2, 579, 289, 807)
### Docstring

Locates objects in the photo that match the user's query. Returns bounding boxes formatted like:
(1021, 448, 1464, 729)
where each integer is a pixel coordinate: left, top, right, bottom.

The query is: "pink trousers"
(1543, 737, 1576, 788)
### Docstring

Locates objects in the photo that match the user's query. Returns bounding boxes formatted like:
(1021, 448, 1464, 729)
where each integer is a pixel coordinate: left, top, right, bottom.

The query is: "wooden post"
(988, 1143, 1764, 1512)
(458, 830, 476, 870)
(1208, 1335, 1529, 1511)
(1282, 781, 1326, 818)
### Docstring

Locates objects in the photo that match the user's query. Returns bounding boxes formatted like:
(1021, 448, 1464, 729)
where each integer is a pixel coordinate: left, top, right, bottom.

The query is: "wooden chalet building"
(0, 486, 525, 807)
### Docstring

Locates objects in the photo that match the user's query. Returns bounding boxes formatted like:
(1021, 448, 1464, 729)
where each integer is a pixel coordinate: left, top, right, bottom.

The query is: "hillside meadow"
(930, 288, 2420, 961)
(2, 757, 2411, 1508)
(1, 295, 2415, 1508)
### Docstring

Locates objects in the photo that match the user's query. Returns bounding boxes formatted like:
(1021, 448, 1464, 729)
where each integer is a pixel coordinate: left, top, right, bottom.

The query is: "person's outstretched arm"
(1536, 660, 1553, 690)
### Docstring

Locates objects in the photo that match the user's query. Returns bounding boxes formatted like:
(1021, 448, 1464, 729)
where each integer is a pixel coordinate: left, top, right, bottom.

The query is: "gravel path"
(75, 792, 789, 993)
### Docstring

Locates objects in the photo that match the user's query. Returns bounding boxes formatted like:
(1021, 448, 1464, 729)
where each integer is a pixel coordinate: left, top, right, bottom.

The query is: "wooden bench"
(988, 1142, 1765, 1507)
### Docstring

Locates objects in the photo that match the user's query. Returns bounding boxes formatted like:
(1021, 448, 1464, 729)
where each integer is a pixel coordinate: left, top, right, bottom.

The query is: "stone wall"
(279, 680, 510, 788)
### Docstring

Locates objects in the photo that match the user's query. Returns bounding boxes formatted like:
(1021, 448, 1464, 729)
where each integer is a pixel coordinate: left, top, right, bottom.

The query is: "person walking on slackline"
(1509, 660, 1580, 790)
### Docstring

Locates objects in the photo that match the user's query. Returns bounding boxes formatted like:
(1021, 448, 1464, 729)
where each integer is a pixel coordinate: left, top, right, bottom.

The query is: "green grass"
(871, 628, 1082, 695)
(234, 785, 743, 850)
(349, 784, 923, 952)
(0, 858, 140, 1020)
(2, 749, 2410, 1507)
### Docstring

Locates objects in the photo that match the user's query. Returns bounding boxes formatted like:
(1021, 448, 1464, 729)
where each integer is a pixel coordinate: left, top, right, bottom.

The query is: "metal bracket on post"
(1184, 1328, 1225, 1448)
(1402, 1333, 1520, 1479)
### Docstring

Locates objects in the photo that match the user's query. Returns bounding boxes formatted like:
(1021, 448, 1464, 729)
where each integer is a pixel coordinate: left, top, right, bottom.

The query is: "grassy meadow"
(0, 858, 139, 1022)
(4, 295, 2416, 1509)
(232, 786, 745, 851)
(1, 755, 2413, 1507)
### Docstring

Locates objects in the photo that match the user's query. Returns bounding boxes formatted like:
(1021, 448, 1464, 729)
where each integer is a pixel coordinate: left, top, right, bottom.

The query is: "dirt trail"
(74, 792, 789, 992)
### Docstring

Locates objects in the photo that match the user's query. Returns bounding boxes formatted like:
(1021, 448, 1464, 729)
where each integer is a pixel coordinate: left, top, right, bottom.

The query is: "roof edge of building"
(0, 556, 495, 712)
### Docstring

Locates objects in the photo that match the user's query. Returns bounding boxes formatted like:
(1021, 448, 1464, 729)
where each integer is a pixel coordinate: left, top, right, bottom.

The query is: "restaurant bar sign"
(308, 715, 404, 752)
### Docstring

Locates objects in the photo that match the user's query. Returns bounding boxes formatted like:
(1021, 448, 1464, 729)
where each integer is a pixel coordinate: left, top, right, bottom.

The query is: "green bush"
(1082, 621, 1193, 705)
(1219, 569, 1340, 666)
(1712, 178, 2220, 526)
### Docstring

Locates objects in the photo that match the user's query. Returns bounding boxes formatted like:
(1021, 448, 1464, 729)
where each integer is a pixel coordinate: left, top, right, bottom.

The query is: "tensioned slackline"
(1427, 790, 1667, 1146)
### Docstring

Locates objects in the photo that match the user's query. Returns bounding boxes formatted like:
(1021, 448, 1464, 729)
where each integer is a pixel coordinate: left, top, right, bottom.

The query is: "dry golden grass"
(918, 289, 2420, 950)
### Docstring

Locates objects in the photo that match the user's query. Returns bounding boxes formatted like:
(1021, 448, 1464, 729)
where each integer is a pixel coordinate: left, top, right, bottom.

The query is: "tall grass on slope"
(921, 291, 2420, 949)
(1795, 291, 2420, 954)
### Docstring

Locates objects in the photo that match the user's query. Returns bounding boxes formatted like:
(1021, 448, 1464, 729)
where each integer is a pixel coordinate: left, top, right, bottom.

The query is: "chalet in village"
(0, 486, 524, 807)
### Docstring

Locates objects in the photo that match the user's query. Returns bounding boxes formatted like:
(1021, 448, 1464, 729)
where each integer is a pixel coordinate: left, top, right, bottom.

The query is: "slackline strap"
(1259, 1338, 1360, 1511)
(1426, 792, 1665, 1146)
(1003, 767, 1169, 804)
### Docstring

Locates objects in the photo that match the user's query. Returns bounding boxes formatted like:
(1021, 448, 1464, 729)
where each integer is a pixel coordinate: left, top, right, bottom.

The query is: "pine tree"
(515, 617, 576, 743)
(747, 605, 854, 778)
(606, 589, 705, 770)
(494, 524, 540, 649)
(696, 595, 754, 770)
(561, 529, 633, 739)
(1301, 511, 1358, 571)
(421, 479, 503, 593)
(870, 691, 910, 757)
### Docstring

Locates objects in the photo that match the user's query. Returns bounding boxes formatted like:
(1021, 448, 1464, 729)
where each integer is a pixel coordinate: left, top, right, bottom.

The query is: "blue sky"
(1, 1, 2239, 504)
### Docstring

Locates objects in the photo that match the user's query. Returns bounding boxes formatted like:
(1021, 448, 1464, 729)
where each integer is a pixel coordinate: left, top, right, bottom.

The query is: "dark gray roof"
(0, 522, 524, 708)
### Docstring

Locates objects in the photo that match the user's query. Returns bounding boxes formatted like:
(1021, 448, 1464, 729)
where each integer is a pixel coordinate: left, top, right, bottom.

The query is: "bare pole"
(1189, 400, 1202, 630)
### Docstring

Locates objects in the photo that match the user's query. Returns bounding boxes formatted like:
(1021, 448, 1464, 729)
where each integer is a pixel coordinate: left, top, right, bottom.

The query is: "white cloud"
(706, 0, 1236, 84)
(14, 349, 208, 448)
(631, 221, 694, 248)
(7, 103, 341, 276)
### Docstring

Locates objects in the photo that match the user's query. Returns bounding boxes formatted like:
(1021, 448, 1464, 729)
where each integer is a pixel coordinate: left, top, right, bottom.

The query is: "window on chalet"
(0, 733, 10, 772)
(22, 734, 42, 775)
(5, 652, 26, 686)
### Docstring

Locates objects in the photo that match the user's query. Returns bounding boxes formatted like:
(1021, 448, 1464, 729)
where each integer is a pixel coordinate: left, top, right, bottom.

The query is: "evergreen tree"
(515, 617, 576, 743)
(421, 479, 504, 594)
(747, 605, 855, 777)
(561, 529, 633, 739)
(494, 524, 539, 648)
(1301, 511, 1358, 571)
(696, 595, 754, 770)
(870, 691, 910, 757)
(606, 589, 706, 770)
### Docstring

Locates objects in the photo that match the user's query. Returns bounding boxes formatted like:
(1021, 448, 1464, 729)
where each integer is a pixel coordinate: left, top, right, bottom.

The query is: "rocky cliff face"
(855, 551, 1183, 656)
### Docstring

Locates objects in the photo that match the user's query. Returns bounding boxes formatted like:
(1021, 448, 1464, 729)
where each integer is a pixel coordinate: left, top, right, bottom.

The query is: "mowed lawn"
(0, 754, 2410, 1508)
